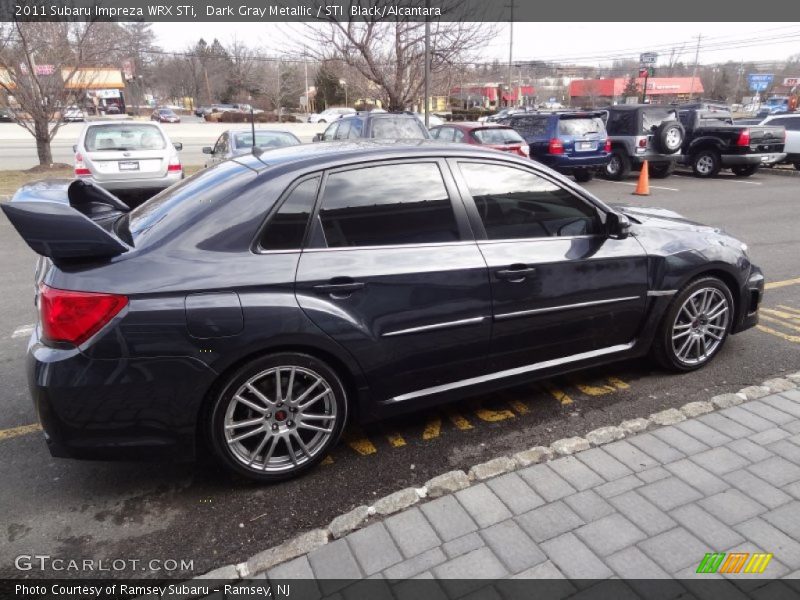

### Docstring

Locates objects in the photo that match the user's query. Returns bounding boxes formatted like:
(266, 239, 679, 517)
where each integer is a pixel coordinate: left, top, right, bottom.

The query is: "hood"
(612, 204, 723, 234)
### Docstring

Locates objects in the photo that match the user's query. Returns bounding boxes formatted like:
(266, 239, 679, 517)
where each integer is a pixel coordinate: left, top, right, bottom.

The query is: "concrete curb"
(196, 371, 800, 582)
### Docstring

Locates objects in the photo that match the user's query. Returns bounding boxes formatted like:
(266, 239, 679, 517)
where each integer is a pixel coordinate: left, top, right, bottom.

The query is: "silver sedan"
(203, 129, 302, 167)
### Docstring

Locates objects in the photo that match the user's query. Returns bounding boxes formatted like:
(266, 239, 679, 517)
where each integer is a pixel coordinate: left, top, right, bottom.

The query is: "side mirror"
(202, 146, 213, 154)
(72, 144, 77, 153)
(312, 133, 323, 142)
(173, 142, 183, 151)
(606, 212, 631, 239)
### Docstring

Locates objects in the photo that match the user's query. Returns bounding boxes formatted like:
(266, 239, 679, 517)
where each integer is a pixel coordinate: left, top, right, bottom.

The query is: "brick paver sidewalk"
(263, 389, 800, 590)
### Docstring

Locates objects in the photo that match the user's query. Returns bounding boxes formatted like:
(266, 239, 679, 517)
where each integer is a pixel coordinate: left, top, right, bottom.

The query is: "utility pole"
(303, 48, 309, 114)
(507, 0, 514, 107)
(423, 28, 430, 125)
(734, 59, 744, 105)
(689, 34, 701, 100)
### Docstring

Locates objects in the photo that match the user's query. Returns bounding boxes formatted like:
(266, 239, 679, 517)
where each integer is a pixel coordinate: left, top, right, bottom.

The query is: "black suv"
(603, 105, 685, 179)
(314, 111, 430, 141)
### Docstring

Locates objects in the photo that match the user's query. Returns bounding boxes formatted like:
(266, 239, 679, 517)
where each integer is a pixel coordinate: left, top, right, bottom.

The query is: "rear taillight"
(604, 139, 612, 153)
(638, 137, 648, 148)
(548, 138, 564, 154)
(74, 152, 90, 177)
(736, 129, 751, 147)
(167, 157, 182, 172)
(39, 284, 127, 346)
(519, 144, 530, 157)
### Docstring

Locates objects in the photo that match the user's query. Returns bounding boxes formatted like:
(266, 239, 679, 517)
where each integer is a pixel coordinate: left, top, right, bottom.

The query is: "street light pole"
(424, 8, 430, 127)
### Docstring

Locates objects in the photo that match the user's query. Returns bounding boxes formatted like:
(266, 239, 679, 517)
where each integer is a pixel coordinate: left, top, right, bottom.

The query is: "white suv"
(760, 114, 800, 170)
(74, 121, 184, 195)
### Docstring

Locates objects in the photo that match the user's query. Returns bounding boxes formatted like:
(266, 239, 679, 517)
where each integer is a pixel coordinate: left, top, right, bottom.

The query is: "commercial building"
(569, 77, 705, 106)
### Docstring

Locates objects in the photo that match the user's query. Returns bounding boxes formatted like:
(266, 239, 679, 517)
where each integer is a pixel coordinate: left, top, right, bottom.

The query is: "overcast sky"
(150, 22, 800, 67)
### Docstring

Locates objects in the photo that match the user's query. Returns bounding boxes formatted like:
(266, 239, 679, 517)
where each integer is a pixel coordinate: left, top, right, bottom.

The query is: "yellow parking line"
(473, 402, 516, 422)
(0, 423, 41, 441)
(422, 416, 442, 440)
(386, 432, 407, 448)
(344, 429, 378, 455)
(573, 379, 617, 396)
(760, 313, 800, 334)
(765, 277, 800, 290)
(321, 455, 334, 465)
(762, 308, 800, 324)
(757, 324, 800, 343)
(777, 305, 800, 316)
(446, 409, 474, 430)
(607, 377, 630, 390)
(543, 382, 573, 405)
(507, 399, 530, 415)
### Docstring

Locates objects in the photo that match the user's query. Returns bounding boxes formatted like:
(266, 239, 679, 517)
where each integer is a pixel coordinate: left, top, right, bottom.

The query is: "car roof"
(433, 122, 513, 131)
(233, 140, 533, 175)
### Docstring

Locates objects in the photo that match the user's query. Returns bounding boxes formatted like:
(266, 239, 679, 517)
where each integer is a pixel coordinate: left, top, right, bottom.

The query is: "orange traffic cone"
(633, 160, 650, 196)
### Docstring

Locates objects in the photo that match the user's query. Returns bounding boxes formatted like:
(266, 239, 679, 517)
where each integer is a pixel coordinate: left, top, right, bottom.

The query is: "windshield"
(558, 117, 605, 136)
(370, 117, 428, 139)
(233, 131, 299, 149)
(473, 127, 524, 144)
(159, 109, 175, 115)
(85, 124, 166, 152)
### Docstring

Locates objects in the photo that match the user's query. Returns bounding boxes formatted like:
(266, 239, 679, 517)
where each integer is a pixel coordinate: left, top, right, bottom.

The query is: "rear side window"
(259, 178, 319, 251)
(510, 116, 549, 138)
(459, 162, 600, 239)
(606, 110, 635, 135)
(641, 109, 676, 134)
(85, 124, 165, 151)
(558, 117, 605, 137)
(370, 117, 428, 139)
(319, 163, 459, 247)
(473, 128, 524, 144)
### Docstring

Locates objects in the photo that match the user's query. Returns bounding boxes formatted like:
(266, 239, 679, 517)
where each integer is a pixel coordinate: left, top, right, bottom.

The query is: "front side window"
(318, 163, 459, 247)
(259, 177, 319, 251)
(459, 162, 601, 239)
(85, 124, 166, 151)
(322, 122, 338, 141)
(334, 120, 352, 140)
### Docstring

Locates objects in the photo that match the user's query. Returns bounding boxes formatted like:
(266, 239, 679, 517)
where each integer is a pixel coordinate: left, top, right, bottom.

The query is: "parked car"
(151, 107, 181, 123)
(72, 121, 184, 196)
(502, 111, 611, 182)
(308, 107, 356, 124)
(603, 104, 685, 179)
(62, 105, 85, 122)
(412, 112, 444, 127)
(1, 141, 763, 481)
(202, 129, 301, 167)
(101, 104, 121, 115)
(430, 122, 529, 157)
(195, 105, 214, 117)
(758, 114, 800, 170)
(314, 111, 430, 141)
(0, 106, 14, 122)
(677, 108, 786, 177)
(479, 107, 532, 123)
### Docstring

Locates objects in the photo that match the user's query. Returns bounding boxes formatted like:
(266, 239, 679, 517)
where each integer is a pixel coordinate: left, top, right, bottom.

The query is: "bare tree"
(0, 21, 116, 166)
(300, 2, 496, 110)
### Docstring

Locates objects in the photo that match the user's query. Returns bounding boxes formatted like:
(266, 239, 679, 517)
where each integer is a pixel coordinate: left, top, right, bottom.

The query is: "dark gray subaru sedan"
(2, 141, 763, 481)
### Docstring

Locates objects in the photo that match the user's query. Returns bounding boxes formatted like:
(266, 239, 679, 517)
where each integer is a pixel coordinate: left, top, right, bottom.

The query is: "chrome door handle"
(495, 266, 536, 281)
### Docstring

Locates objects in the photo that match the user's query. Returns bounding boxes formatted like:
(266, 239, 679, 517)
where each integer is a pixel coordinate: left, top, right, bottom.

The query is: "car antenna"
(250, 105, 261, 156)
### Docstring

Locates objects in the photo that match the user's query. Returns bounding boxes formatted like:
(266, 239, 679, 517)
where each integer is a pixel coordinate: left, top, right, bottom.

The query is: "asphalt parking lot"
(0, 168, 798, 578)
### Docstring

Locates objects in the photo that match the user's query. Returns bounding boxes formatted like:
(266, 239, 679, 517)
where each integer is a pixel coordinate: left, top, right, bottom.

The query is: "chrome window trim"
(303, 240, 477, 253)
(388, 342, 636, 403)
(382, 316, 487, 338)
(494, 296, 641, 321)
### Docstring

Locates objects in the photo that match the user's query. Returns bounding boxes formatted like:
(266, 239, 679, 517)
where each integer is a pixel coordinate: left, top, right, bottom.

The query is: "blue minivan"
(502, 111, 611, 182)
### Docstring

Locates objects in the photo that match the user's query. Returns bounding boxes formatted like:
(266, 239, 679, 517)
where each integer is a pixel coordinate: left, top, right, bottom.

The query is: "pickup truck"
(677, 109, 786, 177)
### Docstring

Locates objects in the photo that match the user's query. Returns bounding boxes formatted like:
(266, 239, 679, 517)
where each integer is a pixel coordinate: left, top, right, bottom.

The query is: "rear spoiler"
(1, 180, 131, 263)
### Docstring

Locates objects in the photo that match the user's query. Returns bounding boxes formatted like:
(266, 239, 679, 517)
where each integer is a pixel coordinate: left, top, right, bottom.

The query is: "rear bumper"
(538, 153, 611, 172)
(26, 327, 217, 462)
(631, 153, 679, 167)
(80, 171, 182, 192)
(721, 153, 787, 166)
(732, 265, 764, 334)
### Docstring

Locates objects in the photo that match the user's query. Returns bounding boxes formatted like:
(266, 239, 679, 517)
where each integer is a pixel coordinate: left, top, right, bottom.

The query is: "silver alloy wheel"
(607, 155, 621, 175)
(665, 127, 682, 149)
(671, 287, 730, 366)
(224, 366, 337, 473)
(696, 154, 715, 175)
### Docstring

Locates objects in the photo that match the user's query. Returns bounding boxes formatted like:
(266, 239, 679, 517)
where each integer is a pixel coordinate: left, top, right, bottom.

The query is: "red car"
(429, 122, 529, 157)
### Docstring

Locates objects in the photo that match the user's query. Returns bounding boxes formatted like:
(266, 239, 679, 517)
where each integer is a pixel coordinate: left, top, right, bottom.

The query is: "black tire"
(654, 121, 685, 154)
(651, 276, 734, 372)
(691, 149, 721, 178)
(209, 352, 348, 482)
(604, 149, 631, 180)
(318, 119, 326, 124)
(574, 169, 594, 183)
(649, 162, 675, 179)
(793, 162, 800, 171)
(732, 164, 759, 177)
